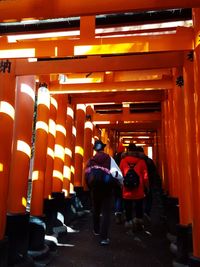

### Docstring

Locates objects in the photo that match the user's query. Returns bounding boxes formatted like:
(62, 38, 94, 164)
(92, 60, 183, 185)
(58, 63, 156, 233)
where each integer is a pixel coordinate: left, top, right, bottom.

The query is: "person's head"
(136, 146, 144, 153)
(93, 140, 106, 152)
(128, 143, 137, 152)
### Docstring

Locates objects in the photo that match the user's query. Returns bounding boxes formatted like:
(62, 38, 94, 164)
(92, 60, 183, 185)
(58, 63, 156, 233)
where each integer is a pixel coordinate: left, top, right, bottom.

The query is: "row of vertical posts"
(160, 8, 200, 266)
(0, 69, 113, 265)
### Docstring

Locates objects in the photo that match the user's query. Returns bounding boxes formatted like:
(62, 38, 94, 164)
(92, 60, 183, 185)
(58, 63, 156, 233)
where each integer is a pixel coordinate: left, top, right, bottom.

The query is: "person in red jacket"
(120, 143, 149, 231)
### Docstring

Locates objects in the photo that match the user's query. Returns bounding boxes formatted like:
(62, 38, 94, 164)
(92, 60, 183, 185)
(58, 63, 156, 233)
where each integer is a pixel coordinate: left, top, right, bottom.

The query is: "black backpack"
(123, 162, 140, 189)
(85, 168, 113, 189)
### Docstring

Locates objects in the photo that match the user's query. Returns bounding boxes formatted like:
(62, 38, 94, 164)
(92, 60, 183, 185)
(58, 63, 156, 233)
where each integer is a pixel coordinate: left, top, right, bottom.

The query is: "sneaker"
(100, 238, 110, 245)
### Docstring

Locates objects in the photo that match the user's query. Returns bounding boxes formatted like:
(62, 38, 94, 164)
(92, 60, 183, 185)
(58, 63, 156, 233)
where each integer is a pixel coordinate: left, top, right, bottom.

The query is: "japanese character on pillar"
(0, 59, 11, 73)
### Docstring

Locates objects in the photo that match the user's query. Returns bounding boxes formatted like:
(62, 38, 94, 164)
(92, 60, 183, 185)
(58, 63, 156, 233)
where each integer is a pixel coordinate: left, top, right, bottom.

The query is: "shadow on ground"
(48, 190, 173, 267)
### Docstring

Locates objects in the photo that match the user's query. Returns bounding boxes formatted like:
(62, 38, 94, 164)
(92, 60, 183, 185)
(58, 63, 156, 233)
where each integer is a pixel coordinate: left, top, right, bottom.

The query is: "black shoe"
(100, 238, 110, 245)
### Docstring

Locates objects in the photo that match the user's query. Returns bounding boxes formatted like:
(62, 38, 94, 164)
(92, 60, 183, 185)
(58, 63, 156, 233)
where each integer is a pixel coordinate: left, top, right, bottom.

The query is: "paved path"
(48, 190, 173, 267)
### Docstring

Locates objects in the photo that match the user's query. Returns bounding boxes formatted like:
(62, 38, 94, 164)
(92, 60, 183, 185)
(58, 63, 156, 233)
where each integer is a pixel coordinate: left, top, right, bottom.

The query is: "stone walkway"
(47, 190, 173, 267)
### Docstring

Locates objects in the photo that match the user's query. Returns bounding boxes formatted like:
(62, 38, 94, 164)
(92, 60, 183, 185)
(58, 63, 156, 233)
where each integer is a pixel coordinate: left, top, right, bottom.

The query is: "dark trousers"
(114, 185, 123, 214)
(124, 198, 144, 221)
(144, 188, 153, 216)
(91, 189, 112, 239)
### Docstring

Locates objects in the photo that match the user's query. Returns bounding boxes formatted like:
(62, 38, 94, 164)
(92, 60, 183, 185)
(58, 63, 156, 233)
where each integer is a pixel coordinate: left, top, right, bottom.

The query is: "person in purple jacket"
(85, 140, 121, 246)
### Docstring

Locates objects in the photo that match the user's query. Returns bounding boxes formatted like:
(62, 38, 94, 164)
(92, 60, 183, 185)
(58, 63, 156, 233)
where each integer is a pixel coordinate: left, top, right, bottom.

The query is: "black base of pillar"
(189, 256, 200, 267)
(74, 187, 91, 210)
(6, 213, 30, 266)
(43, 198, 57, 235)
(29, 216, 46, 251)
(63, 196, 77, 225)
(162, 195, 179, 236)
(176, 224, 193, 264)
(0, 237, 8, 267)
(28, 216, 52, 266)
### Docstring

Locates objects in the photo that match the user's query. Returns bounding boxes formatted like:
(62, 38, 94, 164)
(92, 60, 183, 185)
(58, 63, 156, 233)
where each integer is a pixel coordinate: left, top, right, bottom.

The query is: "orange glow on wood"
(15, 52, 184, 76)
(0, 62, 16, 239)
(63, 104, 75, 196)
(44, 97, 57, 199)
(7, 76, 35, 214)
(74, 104, 86, 187)
(93, 112, 161, 122)
(0, 0, 199, 22)
(31, 86, 50, 216)
(52, 95, 67, 192)
(0, 28, 193, 58)
(50, 80, 173, 94)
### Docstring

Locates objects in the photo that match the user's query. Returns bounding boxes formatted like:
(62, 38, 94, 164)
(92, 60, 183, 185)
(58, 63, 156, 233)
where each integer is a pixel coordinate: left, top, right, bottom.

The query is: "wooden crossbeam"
(50, 80, 173, 93)
(0, 27, 193, 58)
(93, 112, 161, 122)
(70, 90, 166, 104)
(15, 52, 184, 75)
(0, 0, 199, 21)
(96, 121, 161, 131)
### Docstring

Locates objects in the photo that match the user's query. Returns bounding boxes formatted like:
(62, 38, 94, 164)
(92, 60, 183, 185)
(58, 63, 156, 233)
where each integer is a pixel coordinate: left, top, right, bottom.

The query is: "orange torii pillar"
(44, 96, 57, 199)
(52, 95, 67, 200)
(6, 76, 35, 265)
(189, 8, 200, 265)
(180, 50, 197, 264)
(173, 68, 192, 223)
(82, 105, 94, 190)
(74, 104, 86, 191)
(63, 104, 75, 197)
(161, 100, 169, 192)
(171, 67, 193, 265)
(161, 88, 180, 243)
(167, 89, 179, 198)
(156, 128, 161, 175)
(70, 124, 76, 192)
(30, 85, 50, 217)
(108, 129, 115, 156)
(0, 60, 16, 262)
(94, 125, 101, 140)
(101, 128, 108, 153)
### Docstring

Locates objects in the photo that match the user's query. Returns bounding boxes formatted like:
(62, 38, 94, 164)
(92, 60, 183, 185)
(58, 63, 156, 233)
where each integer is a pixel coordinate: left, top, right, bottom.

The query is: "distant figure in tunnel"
(85, 140, 122, 245)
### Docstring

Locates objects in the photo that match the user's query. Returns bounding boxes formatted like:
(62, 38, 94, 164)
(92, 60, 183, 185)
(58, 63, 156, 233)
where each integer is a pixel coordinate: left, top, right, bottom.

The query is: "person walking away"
(85, 140, 122, 245)
(120, 143, 149, 231)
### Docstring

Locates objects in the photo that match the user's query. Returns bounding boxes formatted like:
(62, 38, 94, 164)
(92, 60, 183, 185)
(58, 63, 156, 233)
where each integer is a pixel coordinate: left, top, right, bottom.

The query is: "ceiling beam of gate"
(15, 52, 184, 75)
(70, 90, 166, 104)
(0, 0, 199, 21)
(0, 27, 193, 59)
(49, 80, 173, 94)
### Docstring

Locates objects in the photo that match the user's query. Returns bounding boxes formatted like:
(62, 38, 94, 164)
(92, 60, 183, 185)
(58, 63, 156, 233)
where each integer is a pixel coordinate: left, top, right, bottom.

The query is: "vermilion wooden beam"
(93, 112, 161, 122)
(70, 90, 166, 104)
(0, 0, 199, 21)
(96, 121, 161, 131)
(15, 52, 184, 75)
(50, 80, 173, 93)
(0, 28, 193, 58)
